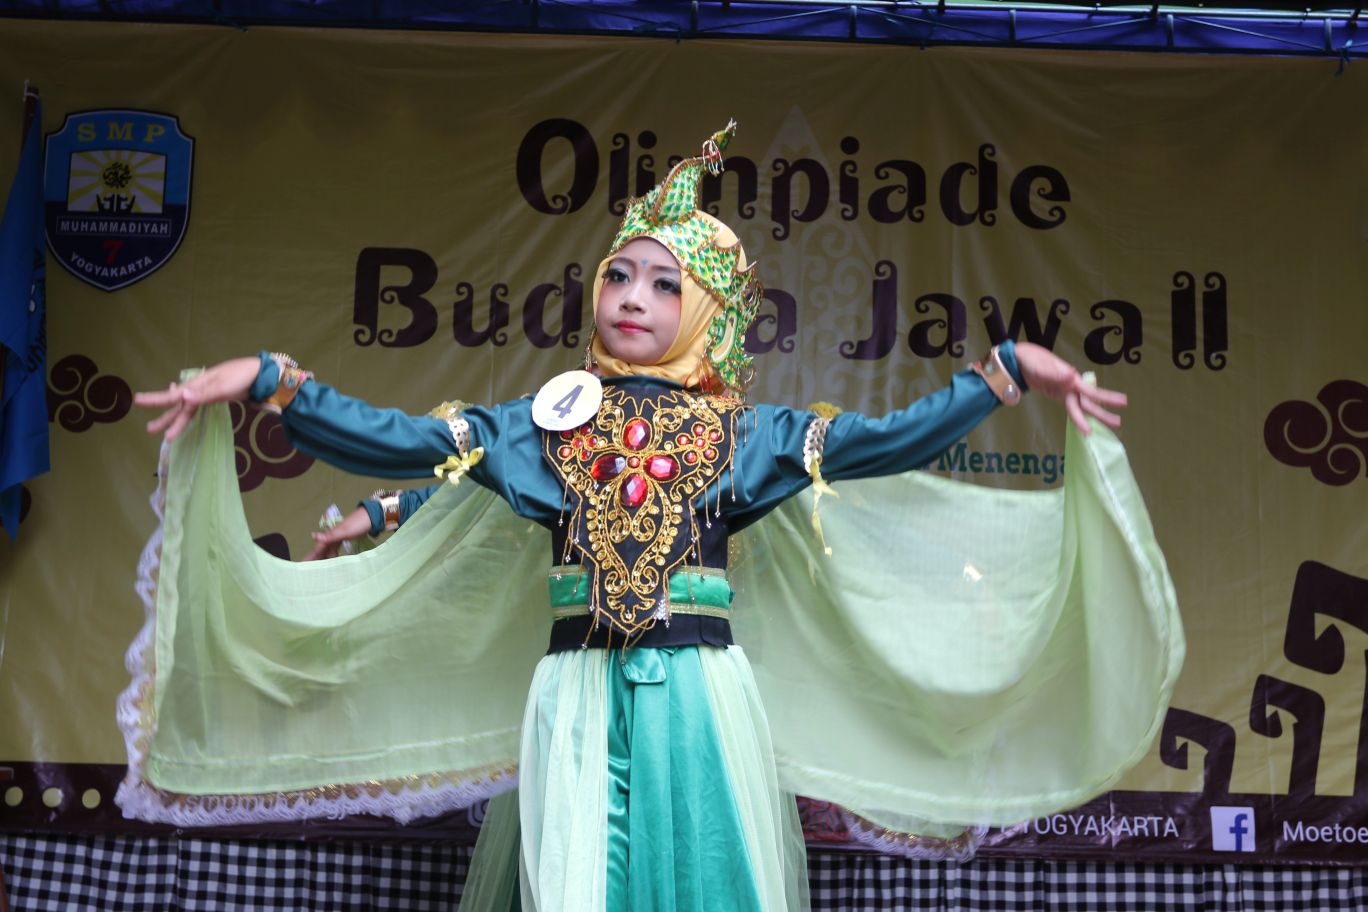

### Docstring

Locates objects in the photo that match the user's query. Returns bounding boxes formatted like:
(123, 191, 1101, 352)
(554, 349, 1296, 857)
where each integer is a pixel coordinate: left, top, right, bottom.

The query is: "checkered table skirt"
(2, 834, 1366, 911)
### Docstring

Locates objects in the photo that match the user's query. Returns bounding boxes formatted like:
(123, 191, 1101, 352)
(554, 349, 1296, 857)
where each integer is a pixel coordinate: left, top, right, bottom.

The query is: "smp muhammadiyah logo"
(43, 110, 193, 292)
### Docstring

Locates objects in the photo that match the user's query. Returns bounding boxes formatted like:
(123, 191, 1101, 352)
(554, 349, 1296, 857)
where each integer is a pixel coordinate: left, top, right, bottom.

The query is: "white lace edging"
(115, 768, 520, 828)
(112, 440, 519, 828)
(839, 809, 987, 863)
(114, 441, 168, 822)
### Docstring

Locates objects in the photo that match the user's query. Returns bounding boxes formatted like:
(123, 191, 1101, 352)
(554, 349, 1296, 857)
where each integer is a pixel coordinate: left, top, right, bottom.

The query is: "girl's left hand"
(305, 506, 374, 561)
(1014, 341, 1128, 435)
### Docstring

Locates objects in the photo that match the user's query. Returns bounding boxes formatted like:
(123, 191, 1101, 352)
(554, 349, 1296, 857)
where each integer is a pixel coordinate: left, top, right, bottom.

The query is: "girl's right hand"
(134, 356, 262, 442)
(1014, 342, 1127, 435)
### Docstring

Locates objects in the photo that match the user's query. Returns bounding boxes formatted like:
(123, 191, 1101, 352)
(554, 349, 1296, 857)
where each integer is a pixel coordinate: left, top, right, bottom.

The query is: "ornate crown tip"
(703, 119, 737, 176)
(717, 119, 737, 148)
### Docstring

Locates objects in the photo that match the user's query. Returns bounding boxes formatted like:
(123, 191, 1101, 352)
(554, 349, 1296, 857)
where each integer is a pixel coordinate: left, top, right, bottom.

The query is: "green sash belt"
(546, 566, 733, 620)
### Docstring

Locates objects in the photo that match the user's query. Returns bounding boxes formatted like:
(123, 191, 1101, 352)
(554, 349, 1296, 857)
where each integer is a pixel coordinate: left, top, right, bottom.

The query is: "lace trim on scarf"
(840, 809, 986, 862)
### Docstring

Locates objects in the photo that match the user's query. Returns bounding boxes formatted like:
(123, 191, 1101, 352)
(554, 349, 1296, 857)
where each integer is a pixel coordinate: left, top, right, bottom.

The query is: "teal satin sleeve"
(250, 352, 465, 478)
(727, 340, 1024, 530)
(252, 354, 585, 529)
(443, 397, 565, 526)
(398, 486, 442, 523)
(247, 353, 528, 506)
(821, 343, 1021, 480)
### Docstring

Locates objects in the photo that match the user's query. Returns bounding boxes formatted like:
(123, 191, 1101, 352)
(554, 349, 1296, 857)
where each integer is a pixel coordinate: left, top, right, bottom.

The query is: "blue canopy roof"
(1, 0, 1363, 59)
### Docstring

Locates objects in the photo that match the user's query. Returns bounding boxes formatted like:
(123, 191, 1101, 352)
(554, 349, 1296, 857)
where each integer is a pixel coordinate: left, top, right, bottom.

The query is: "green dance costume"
(117, 124, 1183, 912)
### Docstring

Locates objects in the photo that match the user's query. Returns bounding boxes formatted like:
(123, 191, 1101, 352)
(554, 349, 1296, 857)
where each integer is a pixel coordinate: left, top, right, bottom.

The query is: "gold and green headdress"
(605, 119, 763, 393)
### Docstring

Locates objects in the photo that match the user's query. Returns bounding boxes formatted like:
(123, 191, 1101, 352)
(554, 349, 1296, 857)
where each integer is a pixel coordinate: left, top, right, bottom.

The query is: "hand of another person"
(1013, 341, 1128, 435)
(304, 506, 375, 561)
(133, 356, 262, 442)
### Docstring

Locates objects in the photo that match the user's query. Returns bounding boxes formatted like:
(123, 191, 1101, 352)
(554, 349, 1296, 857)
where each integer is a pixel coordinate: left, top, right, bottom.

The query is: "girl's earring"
(583, 327, 599, 372)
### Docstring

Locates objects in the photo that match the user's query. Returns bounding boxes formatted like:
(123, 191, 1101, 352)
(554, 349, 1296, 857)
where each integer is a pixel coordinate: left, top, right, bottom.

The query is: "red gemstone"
(646, 455, 679, 481)
(592, 454, 625, 482)
(684, 451, 699, 464)
(676, 433, 691, 446)
(624, 418, 651, 451)
(694, 436, 706, 447)
(692, 423, 705, 435)
(558, 445, 573, 459)
(620, 474, 648, 508)
(560, 430, 574, 441)
(703, 447, 718, 460)
(708, 430, 721, 442)
(628, 456, 641, 468)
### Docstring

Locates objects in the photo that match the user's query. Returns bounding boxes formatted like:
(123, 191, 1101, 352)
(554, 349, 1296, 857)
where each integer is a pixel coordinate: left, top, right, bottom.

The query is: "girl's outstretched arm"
(728, 340, 1126, 528)
(136, 353, 480, 480)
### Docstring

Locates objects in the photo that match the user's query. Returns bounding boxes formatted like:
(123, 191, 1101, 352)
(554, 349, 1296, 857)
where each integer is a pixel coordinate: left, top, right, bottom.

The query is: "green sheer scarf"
(117, 402, 1182, 841)
(731, 416, 1183, 848)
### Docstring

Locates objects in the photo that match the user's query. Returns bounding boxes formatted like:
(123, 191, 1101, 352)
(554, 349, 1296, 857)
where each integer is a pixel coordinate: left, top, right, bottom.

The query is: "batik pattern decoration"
(544, 384, 743, 639)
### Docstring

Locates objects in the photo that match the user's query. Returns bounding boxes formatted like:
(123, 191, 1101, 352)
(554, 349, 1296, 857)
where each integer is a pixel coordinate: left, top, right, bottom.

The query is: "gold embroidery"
(544, 385, 742, 638)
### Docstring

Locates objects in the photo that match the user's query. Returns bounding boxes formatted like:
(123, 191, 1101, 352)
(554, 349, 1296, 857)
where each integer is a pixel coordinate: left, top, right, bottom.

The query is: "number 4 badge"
(532, 370, 603, 432)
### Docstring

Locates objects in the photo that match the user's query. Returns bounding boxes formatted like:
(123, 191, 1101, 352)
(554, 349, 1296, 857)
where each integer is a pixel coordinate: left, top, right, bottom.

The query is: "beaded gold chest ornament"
(545, 384, 744, 640)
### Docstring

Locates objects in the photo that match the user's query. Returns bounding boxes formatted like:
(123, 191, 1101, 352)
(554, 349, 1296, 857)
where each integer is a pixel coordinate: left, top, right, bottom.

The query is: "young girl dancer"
(130, 123, 1175, 912)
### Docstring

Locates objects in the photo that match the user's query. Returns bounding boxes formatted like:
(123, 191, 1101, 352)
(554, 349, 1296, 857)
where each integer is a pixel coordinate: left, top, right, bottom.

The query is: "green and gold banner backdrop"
(0, 21, 1364, 863)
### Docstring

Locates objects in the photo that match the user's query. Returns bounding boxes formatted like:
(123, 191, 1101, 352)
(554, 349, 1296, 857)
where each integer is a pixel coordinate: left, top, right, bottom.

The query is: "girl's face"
(595, 237, 683, 365)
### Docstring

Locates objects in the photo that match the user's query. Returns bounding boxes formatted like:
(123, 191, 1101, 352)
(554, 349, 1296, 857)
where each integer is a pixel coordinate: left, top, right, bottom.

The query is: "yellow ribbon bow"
(433, 447, 485, 486)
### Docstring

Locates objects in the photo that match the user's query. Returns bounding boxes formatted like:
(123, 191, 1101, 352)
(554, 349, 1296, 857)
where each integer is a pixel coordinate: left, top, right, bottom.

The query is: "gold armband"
(971, 345, 1021, 406)
(428, 401, 472, 457)
(371, 489, 402, 533)
(261, 353, 313, 415)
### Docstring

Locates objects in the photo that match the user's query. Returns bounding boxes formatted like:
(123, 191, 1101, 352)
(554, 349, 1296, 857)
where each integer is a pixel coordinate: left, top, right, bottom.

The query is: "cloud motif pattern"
(230, 401, 315, 493)
(1264, 380, 1368, 486)
(47, 354, 133, 432)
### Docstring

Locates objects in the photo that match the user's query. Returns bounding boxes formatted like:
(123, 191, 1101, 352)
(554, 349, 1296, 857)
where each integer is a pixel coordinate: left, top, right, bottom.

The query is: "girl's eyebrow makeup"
(611, 255, 680, 275)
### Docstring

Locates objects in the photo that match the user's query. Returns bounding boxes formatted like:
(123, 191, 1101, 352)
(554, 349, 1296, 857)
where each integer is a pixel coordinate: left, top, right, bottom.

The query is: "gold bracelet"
(371, 489, 402, 533)
(261, 353, 313, 415)
(971, 344, 1022, 406)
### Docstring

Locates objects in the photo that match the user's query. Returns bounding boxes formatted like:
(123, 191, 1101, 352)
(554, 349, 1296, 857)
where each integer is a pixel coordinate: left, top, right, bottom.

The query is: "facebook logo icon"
(1210, 806, 1257, 852)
